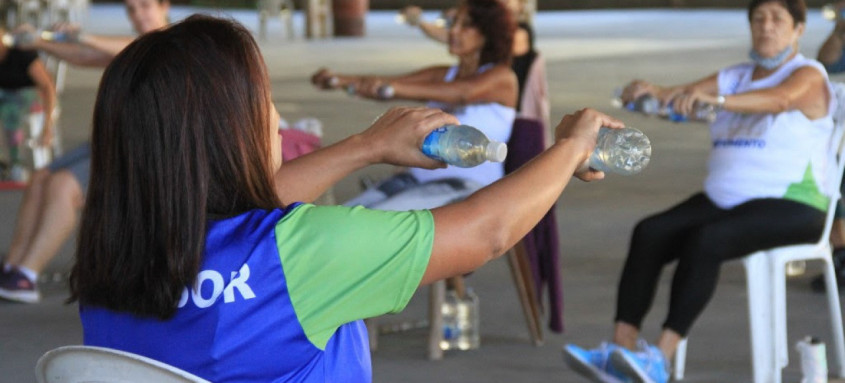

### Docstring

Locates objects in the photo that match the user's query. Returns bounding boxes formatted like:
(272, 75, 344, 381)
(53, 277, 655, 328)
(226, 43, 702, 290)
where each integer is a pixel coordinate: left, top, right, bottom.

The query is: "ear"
(795, 22, 806, 37)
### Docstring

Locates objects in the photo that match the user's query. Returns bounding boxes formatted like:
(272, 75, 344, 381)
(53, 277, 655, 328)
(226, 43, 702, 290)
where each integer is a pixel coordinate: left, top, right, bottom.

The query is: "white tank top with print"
(704, 54, 838, 210)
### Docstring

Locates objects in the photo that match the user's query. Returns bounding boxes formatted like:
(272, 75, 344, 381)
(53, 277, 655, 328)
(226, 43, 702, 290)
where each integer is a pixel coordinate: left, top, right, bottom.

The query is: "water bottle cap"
(486, 141, 507, 163)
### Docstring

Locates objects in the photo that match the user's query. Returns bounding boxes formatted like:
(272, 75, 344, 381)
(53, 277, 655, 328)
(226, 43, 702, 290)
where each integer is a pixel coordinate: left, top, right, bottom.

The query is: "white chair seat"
(36, 345, 210, 383)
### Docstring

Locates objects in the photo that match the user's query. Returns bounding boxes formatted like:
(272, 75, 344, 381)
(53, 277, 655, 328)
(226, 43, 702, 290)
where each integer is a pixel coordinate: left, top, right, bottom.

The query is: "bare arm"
(674, 67, 829, 119)
(818, 23, 845, 66)
(274, 107, 456, 204)
(421, 109, 624, 284)
(27, 59, 56, 146)
(312, 66, 450, 90)
(388, 65, 518, 107)
(418, 21, 448, 44)
(78, 34, 136, 58)
(31, 39, 114, 67)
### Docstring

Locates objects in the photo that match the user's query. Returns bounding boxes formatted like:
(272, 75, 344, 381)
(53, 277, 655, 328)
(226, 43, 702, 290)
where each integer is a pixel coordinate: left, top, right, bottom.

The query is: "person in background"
(71, 15, 621, 382)
(815, 0, 845, 293)
(0, 28, 56, 182)
(564, 1, 836, 382)
(0, 0, 169, 303)
(313, 0, 517, 199)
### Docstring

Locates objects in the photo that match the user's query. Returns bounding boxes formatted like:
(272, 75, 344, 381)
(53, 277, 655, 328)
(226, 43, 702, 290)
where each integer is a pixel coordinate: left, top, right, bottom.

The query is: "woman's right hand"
(620, 80, 656, 103)
(311, 68, 335, 89)
(359, 106, 458, 169)
(400, 6, 423, 26)
(554, 108, 625, 182)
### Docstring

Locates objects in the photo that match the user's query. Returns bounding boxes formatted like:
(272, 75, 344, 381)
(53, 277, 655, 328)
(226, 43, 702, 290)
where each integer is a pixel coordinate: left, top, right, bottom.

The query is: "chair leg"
(744, 253, 778, 383)
(823, 256, 845, 377)
(428, 280, 445, 360)
(673, 338, 687, 381)
(507, 246, 543, 346)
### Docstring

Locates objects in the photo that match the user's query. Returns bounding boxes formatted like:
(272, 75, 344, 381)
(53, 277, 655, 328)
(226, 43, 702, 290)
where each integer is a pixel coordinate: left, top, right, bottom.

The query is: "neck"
(458, 52, 481, 78)
(754, 49, 798, 77)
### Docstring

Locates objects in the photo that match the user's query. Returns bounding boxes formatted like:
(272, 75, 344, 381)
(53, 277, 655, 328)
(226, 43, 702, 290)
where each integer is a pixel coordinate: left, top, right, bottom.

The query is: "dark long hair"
(748, 0, 806, 25)
(466, 0, 515, 66)
(69, 15, 282, 319)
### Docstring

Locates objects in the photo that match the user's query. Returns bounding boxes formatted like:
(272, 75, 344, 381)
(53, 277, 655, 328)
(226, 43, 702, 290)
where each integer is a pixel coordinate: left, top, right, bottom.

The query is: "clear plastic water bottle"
(440, 288, 480, 351)
(39, 30, 79, 43)
(612, 89, 661, 116)
(422, 124, 507, 168)
(823, 3, 845, 21)
(797, 336, 828, 383)
(440, 290, 460, 350)
(456, 288, 480, 350)
(585, 126, 652, 175)
(664, 102, 719, 123)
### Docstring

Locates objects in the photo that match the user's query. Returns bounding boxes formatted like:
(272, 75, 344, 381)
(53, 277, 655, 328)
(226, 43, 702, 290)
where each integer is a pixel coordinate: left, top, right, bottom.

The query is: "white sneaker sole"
(610, 350, 655, 383)
(562, 346, 626, 383)
(0, 287, 40, 303)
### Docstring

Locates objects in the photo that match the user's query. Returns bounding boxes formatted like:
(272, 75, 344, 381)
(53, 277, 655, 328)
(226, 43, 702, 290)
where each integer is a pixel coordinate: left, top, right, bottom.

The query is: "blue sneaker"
(610, 342, 669, 383)
(563, 343, 630, 383)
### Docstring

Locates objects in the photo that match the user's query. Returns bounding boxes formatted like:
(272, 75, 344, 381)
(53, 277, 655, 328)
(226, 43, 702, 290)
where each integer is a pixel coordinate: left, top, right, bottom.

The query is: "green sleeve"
(275, 204, 434, 350)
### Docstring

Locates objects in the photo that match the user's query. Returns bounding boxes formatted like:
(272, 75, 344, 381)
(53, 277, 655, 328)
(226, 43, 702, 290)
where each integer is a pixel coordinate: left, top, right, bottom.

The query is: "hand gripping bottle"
(584, 126, 652, 175)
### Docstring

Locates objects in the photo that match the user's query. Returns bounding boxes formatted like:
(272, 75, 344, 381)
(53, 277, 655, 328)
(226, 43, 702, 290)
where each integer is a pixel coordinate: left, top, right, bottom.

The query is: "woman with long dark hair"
(71, 15, 619, 382)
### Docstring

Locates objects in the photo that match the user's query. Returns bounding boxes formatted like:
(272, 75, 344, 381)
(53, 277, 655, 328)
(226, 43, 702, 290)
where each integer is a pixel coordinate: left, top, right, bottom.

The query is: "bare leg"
(17, 171, 83, 273)
(4, 169, 50, 266)
(655, 328, 682, 360)
(613, 321, 640, 350)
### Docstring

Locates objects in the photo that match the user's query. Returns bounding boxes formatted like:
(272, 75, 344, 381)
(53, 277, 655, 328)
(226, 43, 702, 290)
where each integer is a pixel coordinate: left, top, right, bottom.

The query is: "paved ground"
(2, 5, 845, 383)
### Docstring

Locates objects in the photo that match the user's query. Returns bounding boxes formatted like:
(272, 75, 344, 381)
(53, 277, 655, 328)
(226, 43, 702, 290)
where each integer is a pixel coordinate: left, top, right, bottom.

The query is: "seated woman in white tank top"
(563, 2, 839, 383)
(311, 0, 517, 207)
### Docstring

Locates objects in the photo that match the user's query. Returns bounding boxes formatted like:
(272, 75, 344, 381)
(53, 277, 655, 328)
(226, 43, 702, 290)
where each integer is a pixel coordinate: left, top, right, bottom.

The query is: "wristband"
(716, 95, 726, 107)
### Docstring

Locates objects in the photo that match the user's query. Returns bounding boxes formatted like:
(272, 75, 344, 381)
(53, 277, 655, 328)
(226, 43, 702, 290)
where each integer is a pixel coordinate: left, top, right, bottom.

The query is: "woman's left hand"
(671, 89, 720, 116)
(356, 77, 390, 100)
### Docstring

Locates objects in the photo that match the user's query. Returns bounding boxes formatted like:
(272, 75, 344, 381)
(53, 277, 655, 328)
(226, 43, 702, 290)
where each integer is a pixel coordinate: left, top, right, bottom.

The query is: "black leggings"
(615, 193, 825, 337)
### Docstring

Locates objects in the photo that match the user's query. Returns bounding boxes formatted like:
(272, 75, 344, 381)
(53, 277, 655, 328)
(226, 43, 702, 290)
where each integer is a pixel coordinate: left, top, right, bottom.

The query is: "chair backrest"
(816, 82, 845, 245)
(35, 345, 210, 383)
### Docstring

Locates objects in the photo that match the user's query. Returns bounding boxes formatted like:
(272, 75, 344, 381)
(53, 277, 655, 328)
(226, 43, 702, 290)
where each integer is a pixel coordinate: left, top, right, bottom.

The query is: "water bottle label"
(421, 127, 448, 162)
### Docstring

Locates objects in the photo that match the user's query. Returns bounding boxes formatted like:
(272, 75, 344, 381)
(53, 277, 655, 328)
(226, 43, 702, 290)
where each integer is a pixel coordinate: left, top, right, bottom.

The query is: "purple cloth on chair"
(504, 117, 564, 333)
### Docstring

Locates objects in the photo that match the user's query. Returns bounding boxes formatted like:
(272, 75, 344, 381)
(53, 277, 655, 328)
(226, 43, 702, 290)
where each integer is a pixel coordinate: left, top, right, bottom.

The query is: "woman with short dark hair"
(71, 15, 620, 382)
(564, 1, 835, 382)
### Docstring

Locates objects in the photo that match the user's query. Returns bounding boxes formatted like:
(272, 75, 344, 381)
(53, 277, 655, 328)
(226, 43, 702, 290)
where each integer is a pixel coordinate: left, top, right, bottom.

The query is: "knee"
(46, 171, 84, 207)
(631, 216, 667, 247)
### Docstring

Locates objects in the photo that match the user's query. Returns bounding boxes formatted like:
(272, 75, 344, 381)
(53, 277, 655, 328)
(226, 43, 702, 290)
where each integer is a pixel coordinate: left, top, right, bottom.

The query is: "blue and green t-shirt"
(80, 203, 434, 382)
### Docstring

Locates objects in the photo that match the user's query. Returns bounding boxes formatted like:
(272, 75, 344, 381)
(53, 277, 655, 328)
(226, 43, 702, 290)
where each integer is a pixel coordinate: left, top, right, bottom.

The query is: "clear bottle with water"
(440, 288, 480, 350)
(585, 126, 652, 175)
(823, 3, 845, 21)
(422, 124, 508, 168)
(2, 30, 79, 47)
(612, 89, 661, 116)
(664, 102, 719, 123)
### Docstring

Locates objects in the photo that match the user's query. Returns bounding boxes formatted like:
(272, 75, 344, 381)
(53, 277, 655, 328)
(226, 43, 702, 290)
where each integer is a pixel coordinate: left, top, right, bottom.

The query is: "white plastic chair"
(35, 345, 210, 383)
(673, 84, 845, 383)
(257, 0, 294, 41)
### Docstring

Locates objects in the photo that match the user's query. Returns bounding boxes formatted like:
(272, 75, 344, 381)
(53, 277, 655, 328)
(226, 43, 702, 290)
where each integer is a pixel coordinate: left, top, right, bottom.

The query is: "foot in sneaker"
(0, 267, 40, 303)
(563, 342, 630, 383)
(610, 341, 669, 383)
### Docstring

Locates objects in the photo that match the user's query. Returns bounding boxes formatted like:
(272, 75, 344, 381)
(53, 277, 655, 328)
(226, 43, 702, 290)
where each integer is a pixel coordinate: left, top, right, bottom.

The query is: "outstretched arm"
(422, 109, 623, 284)
(274, 107, 456, 205)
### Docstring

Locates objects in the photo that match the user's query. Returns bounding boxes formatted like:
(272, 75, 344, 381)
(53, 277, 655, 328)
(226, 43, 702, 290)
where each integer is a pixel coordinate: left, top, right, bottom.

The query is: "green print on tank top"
(783, 162, 829, 211)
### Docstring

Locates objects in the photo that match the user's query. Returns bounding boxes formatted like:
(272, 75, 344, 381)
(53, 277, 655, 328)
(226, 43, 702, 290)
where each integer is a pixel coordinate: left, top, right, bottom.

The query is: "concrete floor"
(2, 5, 845, 382)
